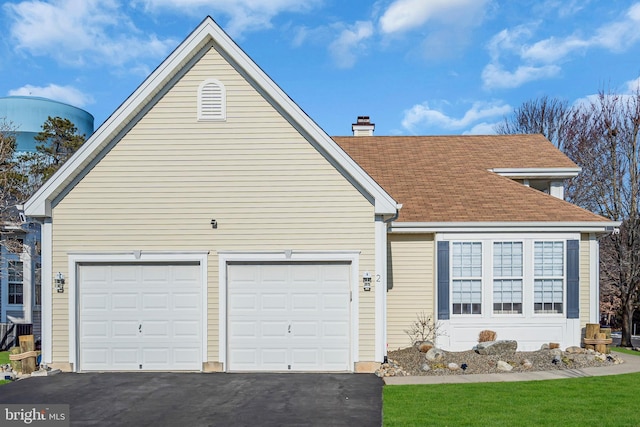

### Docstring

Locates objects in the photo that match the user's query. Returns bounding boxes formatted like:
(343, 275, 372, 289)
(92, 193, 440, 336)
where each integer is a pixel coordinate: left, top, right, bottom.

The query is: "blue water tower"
(0, 96, 94, 152)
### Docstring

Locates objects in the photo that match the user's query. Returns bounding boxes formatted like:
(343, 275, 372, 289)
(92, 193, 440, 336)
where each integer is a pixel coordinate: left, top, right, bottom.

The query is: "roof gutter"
(389, 221, 621, 234)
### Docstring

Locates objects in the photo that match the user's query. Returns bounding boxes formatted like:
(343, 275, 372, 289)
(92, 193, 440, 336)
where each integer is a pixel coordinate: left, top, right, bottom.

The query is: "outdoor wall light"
(55, 272, 65, 293)
(211, 219, 218, 229)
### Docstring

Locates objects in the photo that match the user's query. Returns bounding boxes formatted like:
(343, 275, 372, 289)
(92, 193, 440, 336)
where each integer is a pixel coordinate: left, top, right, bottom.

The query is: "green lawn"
(611, 346, 640, 357)
(384, 351, 640, 427)
(0, 351, 10, 385)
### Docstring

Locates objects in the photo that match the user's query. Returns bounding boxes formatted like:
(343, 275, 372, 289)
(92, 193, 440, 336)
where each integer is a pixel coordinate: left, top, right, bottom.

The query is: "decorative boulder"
(426, 347, 445, 362)
(421, 363, 431, 372)
(417, 341, 434, 353)
(474, 340, 518, 355)
(497, 361, 513, 372)
(448, 363, 460, 371)
(522, 359, 533, 370)
(565, 346, 584, 354)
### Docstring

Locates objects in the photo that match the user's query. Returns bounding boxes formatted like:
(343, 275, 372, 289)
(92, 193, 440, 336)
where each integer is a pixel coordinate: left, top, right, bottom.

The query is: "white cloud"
(4, 0, 176, 67)
(8, 84, 94, 107)
(379, 0, 488, 34)
(482, 63, 561, 90)
(134, 0, 321, 37)
(463, 122, 499, 135)
(484, 3, 640, 89)
(328, 21, 374, 69)
(401, 100, 511, 133)
(626, 76, 640, 93)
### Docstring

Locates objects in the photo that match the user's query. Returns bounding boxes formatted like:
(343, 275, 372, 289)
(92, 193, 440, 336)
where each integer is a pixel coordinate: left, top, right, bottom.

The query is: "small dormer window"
(198, 79, 226, 121)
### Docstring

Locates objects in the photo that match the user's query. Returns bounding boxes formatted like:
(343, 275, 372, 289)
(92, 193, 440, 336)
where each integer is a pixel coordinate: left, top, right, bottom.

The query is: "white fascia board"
(389, 221, 621, 233)
(26, 17, 398, 218)
(490, 167, 581, 179)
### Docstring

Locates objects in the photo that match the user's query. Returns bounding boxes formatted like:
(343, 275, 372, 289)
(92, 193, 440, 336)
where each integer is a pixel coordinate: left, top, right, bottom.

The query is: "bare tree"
(497, 89, 640, 347)
(495, 96, 571, 150)
(564, 90, 640, 347)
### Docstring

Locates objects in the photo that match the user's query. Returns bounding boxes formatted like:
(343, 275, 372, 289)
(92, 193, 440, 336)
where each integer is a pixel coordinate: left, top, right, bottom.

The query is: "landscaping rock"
(425, 347, 445, 362)
(565, 346, 584, 354)
(522, 359, 533, 369)
(474, 340, 517, 355)
(595, 353, 607, 362)
(497, 361, 513, 371)
(549, 348, 562, 357)
(417, 341, 434, 353)
(421, 363, 431, 372)
(2, 371, 16, 381)
(447, 363, 460, 371)
(540, 343, 549, 350)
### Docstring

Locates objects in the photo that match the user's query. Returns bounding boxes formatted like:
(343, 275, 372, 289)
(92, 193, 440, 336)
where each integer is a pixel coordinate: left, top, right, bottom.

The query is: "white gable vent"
(198, 79, 226, 121)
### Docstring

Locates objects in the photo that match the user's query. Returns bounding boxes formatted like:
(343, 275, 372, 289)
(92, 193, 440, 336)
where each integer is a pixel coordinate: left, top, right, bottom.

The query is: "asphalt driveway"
(0, 372, 383, 426)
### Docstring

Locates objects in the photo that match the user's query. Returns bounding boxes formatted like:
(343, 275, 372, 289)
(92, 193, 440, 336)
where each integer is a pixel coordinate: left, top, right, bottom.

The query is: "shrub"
(404, 311, 444, 346)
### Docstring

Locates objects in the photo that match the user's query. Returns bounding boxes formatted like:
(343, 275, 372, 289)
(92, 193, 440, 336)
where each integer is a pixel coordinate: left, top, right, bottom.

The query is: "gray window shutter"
(437, 241, 450, 320)
(566, 239, 579, 319)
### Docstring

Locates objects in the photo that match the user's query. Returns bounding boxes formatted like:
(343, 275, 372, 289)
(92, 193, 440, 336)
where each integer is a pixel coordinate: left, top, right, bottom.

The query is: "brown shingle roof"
(332, 134, 610, 223)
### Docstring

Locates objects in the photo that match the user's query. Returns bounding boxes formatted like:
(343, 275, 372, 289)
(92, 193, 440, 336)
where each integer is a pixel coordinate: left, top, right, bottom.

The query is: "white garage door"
(79, 263, 202, 371)
(227, 262, 351, 372)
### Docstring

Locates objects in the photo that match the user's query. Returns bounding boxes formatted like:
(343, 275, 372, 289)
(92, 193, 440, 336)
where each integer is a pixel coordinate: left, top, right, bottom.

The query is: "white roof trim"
(490, 167, 581, 179)
(389, 221, 620, 233)
(24, 16, 397, 218)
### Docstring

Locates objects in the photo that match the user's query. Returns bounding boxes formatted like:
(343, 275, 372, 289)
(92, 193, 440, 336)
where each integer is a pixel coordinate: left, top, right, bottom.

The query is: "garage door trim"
(68, 251, 209, 372)
(218, 251, 360, 372)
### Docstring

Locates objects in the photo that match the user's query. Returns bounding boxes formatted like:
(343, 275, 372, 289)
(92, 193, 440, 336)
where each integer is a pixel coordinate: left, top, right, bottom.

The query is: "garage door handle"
(288, 325, 291, 334)
(139, 324, 142, 333)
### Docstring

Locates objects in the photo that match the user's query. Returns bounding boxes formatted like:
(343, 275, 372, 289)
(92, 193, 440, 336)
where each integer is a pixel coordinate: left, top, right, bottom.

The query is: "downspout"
(380, 205, 401, 364)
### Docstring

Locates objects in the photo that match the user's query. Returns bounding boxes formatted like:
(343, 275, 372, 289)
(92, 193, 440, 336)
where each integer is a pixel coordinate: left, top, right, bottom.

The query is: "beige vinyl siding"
(579, 233, 592, 327)
(50, 45, 376, 366)
(386, 234, 435, 350)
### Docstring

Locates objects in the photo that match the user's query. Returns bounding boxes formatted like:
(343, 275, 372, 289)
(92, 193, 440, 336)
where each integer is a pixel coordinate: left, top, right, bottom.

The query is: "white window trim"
(451, 242, 483, 316)
(197, 78, 226, 121)
(441, 233, 577, 321)
(533, 241, 566, 316)
(492, 242, 524, 316)
(218, 250, 360, 372)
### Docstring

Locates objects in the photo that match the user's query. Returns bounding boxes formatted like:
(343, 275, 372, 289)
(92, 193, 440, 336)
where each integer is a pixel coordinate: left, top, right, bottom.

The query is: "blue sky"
(1, 0, 640, 137)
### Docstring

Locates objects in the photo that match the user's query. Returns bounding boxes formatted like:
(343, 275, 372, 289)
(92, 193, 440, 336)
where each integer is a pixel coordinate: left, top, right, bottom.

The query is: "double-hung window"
(534, 241, 564, 314)
(452, 242, 482, 314)
(493, 242, 523, 314)
(8, 260, 24, 305)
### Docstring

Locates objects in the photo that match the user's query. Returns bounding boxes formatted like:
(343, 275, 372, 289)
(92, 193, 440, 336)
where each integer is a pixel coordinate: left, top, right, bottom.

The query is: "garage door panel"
(229, 294, 257, 311)
(81, 293, 109, 311)
(112, 321, 139, 338)
(142, 293, 170, 310)
(291, 294, 318, 311)
(323, 321, 349, 338)
(79, 263, 202, 371)
(81, 321, 108, 339)
(291, 321, 317, 337)
(111, 293, 139, 311)
(230, 321, 257, 338)
(262, 293, 287, 310)
(228, 263, 351, 372)
(261, 321, 288, 337)
(173, 293, 201, 310)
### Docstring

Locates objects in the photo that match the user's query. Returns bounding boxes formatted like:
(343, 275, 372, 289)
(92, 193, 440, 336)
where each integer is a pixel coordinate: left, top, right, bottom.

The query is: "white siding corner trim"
(67, 251, 208, 372)
(374, 218, 387, 362)
(41, 219, 53, 365)
(197, 78, 226, 121)
(218, 250, 360, 372)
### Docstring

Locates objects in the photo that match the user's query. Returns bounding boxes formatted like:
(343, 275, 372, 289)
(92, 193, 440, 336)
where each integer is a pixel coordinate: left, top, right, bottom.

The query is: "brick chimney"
(352, 116, 375, 136)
